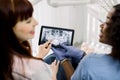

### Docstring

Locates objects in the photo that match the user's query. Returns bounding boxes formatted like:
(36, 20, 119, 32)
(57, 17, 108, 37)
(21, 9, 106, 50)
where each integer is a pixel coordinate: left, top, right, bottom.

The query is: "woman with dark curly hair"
(52, 3, 120, 80)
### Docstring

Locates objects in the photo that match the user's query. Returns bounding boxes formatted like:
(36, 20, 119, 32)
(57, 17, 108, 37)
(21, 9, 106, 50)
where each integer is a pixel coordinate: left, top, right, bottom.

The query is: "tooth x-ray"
(38, 25, 74, 47)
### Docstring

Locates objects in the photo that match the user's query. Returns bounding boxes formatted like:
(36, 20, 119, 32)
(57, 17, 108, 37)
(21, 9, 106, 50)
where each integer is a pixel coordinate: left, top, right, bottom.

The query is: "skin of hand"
(50, 60, 60, 80)
(37, 40, 52, 58)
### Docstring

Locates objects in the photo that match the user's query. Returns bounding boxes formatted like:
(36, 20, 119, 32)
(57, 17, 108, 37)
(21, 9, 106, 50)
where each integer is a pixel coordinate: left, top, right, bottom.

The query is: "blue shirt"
(71, 53, 120, 80)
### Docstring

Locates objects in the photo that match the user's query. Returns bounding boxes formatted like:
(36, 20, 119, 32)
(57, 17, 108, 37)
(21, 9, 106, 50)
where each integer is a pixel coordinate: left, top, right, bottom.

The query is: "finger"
(51, 48, 58, 56)
(46, 43, 51, 50)
(59, 44, 68, 49)
(56, 60, 60, 66)
(44, 40, 52, 46)
(54, 59, 57, 64)
(53, 60, 60, 66)
(51, 47, 57, 52)
(51, 59, 56, 65)
(51, 47, 61, 52)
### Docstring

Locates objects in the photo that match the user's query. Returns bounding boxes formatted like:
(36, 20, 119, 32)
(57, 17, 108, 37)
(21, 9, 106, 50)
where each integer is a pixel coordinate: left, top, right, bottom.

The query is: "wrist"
(61, 58, 68, 64)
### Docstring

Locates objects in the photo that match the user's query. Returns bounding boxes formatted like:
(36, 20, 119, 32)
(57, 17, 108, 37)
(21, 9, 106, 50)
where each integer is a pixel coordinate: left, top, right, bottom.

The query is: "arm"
(51, 45, 86, 80)
(51, 48, 75, 80)
(60, 53, 86, 80)
(61, 59, 74, 80)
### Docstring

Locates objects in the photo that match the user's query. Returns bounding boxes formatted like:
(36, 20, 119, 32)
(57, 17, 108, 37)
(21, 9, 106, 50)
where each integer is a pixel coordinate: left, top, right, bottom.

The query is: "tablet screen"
(38, 25, 74, 47)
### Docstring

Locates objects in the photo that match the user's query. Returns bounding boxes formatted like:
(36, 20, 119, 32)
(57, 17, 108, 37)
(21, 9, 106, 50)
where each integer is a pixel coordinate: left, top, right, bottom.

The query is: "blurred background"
(28, 0, 120, 56)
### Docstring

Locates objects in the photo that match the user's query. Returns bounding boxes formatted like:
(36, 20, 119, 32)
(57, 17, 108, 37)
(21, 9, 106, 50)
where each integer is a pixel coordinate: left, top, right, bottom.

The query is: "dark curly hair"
(105, 4, 120, 59)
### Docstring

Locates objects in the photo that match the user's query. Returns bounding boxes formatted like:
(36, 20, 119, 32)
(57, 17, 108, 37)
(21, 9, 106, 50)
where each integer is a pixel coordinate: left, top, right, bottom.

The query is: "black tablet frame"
(38, 25, 74, 46)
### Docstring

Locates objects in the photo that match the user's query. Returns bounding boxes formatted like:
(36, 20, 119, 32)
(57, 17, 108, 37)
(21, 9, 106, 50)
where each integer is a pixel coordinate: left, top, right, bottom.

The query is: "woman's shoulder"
(13, 55, 52, 79)
(13, 55, 50, 70)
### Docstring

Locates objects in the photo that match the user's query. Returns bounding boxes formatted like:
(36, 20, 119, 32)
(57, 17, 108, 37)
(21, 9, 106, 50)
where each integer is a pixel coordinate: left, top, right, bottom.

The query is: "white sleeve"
(13, 56, 53, 80)
(29, 59, 52, 80)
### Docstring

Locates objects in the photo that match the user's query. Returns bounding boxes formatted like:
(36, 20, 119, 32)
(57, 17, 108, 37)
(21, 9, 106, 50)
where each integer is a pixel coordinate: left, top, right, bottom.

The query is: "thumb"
(51, 47, 56, 52)
(51, 47, 61, 53)
(59, 44, 68, 50)
(51, 47, 58, 56)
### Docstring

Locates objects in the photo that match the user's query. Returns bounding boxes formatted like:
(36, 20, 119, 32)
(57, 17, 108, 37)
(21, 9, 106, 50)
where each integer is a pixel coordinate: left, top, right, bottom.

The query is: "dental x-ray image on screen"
(38, 25, 74, 47)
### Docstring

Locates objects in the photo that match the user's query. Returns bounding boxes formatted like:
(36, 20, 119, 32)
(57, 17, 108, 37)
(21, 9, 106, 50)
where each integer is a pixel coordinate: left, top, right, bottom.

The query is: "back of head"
(105, 4, 120, 59)
(0, 0, 33, 79)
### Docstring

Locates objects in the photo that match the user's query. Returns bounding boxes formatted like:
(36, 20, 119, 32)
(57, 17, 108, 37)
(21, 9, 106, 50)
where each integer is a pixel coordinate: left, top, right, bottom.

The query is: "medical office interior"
(28, 0, 120, 57)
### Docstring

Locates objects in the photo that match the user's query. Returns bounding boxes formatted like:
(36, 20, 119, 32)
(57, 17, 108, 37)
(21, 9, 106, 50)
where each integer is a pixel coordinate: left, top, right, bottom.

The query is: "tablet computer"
(38, 25, 74, 47)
